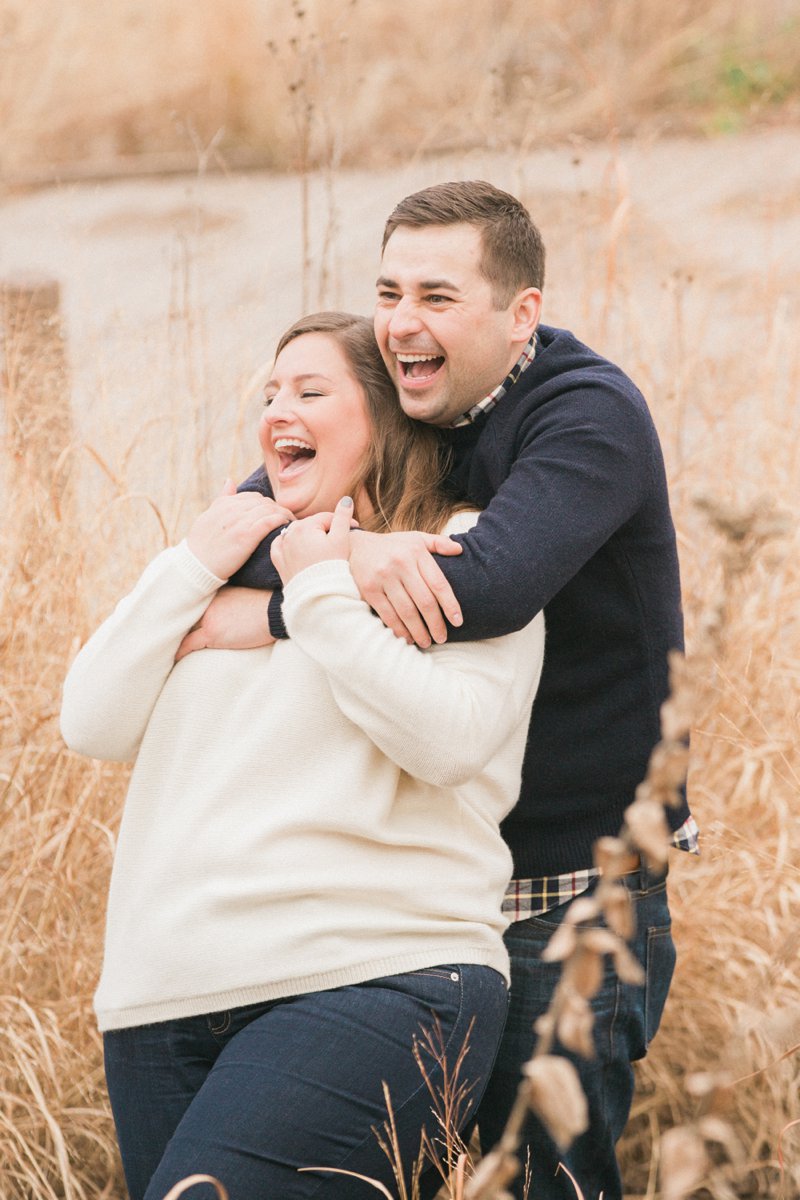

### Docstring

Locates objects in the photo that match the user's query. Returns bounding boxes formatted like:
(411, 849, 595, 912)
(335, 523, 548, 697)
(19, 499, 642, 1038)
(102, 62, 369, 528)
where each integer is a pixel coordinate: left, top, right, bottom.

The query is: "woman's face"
(260, 332, 373, 519)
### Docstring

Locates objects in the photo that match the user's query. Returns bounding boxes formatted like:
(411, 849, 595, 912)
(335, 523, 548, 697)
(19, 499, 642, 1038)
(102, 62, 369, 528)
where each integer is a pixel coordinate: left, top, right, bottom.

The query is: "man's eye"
(427, 294, 450, 305)
(377, 290, 399, 303)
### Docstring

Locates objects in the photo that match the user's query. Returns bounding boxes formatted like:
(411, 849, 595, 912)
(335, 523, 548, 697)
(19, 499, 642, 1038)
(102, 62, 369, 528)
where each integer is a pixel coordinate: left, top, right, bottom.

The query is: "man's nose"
(387, 297, 423, 339)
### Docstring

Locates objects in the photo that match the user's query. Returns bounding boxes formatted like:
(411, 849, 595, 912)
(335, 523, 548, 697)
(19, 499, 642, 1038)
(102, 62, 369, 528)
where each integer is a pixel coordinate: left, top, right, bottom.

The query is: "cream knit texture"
(61, 521, 544, 1032)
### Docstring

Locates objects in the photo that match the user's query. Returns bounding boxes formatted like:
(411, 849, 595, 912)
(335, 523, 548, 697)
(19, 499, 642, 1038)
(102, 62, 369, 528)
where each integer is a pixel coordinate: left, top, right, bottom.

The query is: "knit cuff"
(174, 541, 227, 595)
(267, 589, 288, 640)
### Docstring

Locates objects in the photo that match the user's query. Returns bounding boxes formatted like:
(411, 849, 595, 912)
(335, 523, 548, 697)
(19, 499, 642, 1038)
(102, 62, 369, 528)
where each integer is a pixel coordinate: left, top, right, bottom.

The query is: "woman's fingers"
(268, 499, 355, 585)
(327, 497, 354, 551)
(188, 493, 295, 579)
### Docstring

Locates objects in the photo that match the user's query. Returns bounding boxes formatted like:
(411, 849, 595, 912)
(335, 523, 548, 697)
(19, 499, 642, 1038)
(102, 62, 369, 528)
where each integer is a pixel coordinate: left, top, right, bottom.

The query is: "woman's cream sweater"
(61, 523, 544, 1032)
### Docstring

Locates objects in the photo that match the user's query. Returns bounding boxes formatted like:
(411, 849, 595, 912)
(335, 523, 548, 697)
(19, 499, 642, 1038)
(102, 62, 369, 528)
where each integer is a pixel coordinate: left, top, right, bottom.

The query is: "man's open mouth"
(396, 353, 445, 383)
(274, 438, 316, 477)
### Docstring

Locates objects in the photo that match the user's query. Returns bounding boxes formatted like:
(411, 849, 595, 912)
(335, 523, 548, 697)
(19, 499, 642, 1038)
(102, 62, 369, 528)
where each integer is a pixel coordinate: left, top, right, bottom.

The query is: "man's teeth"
(396, 353, 444, 380)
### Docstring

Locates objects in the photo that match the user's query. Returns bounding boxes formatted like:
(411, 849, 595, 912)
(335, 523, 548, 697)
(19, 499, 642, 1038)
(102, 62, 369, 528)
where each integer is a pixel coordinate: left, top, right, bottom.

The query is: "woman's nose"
(262, 394, 292, 424)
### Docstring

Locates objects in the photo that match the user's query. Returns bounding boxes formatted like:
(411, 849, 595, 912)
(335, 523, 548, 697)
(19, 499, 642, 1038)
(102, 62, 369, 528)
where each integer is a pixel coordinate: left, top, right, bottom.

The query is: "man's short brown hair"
(382, 180, 545, 307)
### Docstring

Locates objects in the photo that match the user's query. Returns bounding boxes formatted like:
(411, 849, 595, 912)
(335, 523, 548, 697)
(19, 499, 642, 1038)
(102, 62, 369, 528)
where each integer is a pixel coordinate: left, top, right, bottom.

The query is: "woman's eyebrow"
(264, 373, 334, 389)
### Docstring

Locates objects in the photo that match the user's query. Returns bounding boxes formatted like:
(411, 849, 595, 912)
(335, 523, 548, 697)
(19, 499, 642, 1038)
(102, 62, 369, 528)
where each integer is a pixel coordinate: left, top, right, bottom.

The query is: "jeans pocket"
(643, 923, 677, 1051)
(409, 966, 462, 982)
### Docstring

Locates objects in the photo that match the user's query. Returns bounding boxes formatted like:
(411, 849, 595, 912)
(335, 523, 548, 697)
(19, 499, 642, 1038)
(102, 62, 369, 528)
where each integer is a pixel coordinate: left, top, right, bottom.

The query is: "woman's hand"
(187, 481, 294, 580)
(270, 496, 356, 584)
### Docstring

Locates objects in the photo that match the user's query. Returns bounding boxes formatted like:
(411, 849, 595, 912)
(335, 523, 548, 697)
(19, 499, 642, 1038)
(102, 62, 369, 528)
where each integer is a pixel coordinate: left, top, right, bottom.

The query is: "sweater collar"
(447, 332, 538, 429)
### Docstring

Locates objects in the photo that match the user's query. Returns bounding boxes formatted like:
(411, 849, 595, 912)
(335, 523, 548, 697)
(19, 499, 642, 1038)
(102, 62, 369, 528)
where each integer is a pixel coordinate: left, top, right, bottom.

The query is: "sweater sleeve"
(282, 557, 544, 787)
(60, 543, 225, 762)
(437, 388, 655, 641)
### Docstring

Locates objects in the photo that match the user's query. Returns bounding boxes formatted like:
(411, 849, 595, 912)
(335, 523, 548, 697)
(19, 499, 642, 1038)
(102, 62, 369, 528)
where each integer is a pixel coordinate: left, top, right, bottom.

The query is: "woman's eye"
(263, 394, 275, 408)
(301, 390, 323, 399)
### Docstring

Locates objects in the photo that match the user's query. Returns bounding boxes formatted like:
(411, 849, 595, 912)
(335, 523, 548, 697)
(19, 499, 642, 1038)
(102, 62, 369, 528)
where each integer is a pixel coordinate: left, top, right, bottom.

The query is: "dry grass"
(2, 0, 800, 182)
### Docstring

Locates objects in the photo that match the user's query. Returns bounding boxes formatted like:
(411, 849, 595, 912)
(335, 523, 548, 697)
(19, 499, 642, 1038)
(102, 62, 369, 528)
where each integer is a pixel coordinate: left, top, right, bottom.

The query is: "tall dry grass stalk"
(2, 0, 799, 183)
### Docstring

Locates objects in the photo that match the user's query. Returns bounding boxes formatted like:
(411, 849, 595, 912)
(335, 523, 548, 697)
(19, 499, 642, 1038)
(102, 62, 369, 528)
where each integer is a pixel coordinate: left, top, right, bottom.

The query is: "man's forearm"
(231, 466, 284, 592)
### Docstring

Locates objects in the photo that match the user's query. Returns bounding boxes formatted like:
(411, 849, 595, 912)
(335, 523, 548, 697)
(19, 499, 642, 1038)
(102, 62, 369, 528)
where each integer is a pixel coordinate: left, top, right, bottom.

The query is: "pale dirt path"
(1, 127, 798, 498)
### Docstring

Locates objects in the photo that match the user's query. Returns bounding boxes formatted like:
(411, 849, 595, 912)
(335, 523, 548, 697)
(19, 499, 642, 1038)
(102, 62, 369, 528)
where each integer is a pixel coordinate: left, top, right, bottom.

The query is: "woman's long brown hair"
(274, 312, 468, 535)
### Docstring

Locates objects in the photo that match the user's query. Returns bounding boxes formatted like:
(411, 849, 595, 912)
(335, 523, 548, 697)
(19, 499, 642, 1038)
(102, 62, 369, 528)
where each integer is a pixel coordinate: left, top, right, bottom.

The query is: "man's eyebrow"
(375, 275, 462, 293)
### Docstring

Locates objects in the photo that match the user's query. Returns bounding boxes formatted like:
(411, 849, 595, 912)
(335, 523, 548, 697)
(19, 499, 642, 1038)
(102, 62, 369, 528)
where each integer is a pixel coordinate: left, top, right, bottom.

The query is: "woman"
(61, 313, 545, 1200)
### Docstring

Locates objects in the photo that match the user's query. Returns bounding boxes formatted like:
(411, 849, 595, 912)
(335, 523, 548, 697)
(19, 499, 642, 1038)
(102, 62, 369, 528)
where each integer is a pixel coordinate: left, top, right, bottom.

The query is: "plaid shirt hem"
(503, 815, 700, 921)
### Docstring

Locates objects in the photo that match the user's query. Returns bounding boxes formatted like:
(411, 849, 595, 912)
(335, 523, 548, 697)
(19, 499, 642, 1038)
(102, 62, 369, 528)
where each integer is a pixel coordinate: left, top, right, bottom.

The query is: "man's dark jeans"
(476, 865, 676, 1200)
(103, 964, 508, 1200)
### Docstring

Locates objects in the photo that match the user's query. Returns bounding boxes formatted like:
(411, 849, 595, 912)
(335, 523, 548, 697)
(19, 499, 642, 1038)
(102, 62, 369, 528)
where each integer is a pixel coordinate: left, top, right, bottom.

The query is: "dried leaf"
(580, 928, 621, 958)
(534, 1010, 556, 1043)
(624, 796, 670, 866)
(685, 1070, 734, 1099)
(541, 922, 577, 963)
(593, 836, 630, 875)
(555, 991, 595, 1058)
(659, 1125, 708, 1200)
(697, 1116, 742, 1163)
(562, 945, 604, 999)
(522, 1056, 589, 1151)
(564, 895, 602, 926)
(601, 885, 635, 939)
(611, 941, 645, 985)
(463, 1148, 519, 1199)
(648, 741, 690, 790)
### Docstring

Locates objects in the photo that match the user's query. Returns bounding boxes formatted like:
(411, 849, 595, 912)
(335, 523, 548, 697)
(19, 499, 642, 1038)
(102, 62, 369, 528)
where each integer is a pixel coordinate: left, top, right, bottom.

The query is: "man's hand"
(271, 496, 356, 584)
(175, 587, 275, 661)
(348, 529, 463, 648)
(187, 481, 294, 580)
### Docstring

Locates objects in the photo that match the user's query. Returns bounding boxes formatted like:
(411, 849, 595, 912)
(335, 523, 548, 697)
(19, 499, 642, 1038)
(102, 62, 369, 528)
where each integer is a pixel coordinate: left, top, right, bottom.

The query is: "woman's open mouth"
(274, 438, 316, 479)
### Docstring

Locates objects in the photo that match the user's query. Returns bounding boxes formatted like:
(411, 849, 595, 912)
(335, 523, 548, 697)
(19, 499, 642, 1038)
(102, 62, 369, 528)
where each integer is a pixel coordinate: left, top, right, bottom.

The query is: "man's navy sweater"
(234, 324, 692, 877)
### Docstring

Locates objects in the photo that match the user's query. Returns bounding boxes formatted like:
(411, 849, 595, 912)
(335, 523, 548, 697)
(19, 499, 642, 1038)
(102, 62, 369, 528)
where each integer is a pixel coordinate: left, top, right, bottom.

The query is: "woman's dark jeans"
(476, 864, 676, 1200)
(103, 964, 507, 1200)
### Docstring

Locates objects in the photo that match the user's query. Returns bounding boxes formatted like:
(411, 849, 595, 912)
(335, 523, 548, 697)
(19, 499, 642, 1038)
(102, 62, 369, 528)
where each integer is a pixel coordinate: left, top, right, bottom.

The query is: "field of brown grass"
(2, 3, 800, 1197)
(2, 0, 800, 183)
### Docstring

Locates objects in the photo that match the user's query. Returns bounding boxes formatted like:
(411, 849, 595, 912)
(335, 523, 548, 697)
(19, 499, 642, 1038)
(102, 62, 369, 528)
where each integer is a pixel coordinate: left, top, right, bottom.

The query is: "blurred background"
(2, 0, 799, 181)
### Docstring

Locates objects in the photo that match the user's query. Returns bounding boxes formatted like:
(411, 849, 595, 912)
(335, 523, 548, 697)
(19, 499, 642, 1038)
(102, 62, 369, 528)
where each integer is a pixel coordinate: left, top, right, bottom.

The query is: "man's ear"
(510, 288, 542, 343)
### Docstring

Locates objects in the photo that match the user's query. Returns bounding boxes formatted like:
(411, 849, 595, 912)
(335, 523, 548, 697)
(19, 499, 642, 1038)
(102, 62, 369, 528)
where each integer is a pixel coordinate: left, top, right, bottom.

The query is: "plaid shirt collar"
(448, 333, 538, 429)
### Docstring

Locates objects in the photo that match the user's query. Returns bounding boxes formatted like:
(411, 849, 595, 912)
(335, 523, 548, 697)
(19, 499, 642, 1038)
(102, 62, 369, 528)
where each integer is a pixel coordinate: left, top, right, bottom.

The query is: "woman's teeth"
(274, 438, 316, 474)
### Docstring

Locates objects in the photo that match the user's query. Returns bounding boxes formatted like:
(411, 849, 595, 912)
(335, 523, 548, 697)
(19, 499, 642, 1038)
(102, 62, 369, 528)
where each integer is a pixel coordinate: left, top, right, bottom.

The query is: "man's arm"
(229, 465, 284, 592)
(351, 393, 655, 644)
(183, 466, 466, 654)
(203, 388, 653, 650)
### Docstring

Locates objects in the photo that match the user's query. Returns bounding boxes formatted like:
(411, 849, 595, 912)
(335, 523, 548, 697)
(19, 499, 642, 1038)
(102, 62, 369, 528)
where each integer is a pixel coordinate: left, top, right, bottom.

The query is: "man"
(181, 181, 696, 1200)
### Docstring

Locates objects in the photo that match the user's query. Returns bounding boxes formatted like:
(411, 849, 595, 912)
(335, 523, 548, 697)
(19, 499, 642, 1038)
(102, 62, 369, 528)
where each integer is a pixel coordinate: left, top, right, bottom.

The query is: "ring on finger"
(279, 523, 292, 537)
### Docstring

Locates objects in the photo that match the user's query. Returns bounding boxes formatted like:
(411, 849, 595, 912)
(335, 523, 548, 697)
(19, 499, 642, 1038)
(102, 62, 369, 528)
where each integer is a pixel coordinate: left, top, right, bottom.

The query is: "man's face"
(374, 222, 535, 427)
